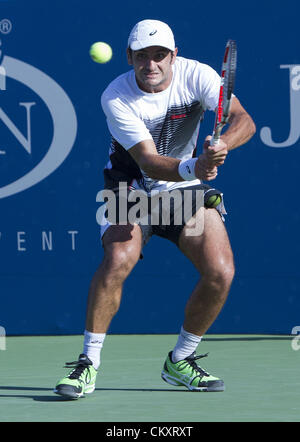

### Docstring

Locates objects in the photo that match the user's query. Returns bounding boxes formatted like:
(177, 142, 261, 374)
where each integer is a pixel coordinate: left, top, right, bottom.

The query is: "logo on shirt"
(170, 113, 186, 120)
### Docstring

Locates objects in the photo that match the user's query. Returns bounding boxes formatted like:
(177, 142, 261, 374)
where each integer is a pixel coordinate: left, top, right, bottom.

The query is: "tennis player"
(54, 19, 255, 398)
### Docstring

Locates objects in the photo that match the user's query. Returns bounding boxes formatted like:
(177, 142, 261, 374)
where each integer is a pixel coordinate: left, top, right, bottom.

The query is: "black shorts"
(100, 183, 226, 252)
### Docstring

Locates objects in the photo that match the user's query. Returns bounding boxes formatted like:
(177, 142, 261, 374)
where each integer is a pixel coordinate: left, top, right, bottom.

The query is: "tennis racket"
(210, 39, 237, 146)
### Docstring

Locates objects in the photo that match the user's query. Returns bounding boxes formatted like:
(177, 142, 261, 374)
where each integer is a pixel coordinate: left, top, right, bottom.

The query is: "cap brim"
(130, 39, 175, 51)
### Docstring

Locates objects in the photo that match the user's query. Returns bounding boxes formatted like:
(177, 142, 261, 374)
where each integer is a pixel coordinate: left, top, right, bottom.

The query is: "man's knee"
(104, 243, 140, 279)
(102, 224, 142, 277)
(204, 257, 235, 292)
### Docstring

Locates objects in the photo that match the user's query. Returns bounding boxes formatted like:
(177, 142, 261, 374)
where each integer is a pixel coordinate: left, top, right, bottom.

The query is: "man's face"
(127, 45, 178, 93)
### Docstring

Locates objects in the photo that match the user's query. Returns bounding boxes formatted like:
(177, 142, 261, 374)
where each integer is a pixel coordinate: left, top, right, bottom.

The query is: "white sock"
(171, 327, 202, 363)
(83, 330, 106, 370)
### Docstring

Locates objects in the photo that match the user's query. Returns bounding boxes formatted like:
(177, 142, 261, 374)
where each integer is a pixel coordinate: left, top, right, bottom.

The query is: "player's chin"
(143, 74, 162, 84)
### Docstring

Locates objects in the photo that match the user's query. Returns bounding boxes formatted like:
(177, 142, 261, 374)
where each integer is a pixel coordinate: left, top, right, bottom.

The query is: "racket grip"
(210, 133, 220, 146)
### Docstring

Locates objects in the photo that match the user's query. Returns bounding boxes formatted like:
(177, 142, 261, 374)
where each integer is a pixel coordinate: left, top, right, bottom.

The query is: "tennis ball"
(205, 194, 222, 209)
(89, 42, 112, 64)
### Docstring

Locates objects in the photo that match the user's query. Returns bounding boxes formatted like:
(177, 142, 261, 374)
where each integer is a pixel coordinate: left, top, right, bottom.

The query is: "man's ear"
(127, 48, 133, 65)
(171, 47, 178, 65)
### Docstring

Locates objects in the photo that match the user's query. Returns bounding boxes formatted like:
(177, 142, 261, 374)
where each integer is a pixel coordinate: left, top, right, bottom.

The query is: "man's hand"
(203, 135, 228, 167)
(194, 136, 228, 181)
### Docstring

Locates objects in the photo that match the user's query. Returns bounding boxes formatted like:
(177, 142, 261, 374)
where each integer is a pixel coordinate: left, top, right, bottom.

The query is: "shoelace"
(64, 360, 91, 380)
(184, 352, 210, 377)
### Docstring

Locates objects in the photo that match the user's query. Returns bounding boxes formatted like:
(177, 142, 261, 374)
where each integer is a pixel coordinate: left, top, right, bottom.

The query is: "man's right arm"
(101, 86, 218, 182)
(128, 139, 218, 182)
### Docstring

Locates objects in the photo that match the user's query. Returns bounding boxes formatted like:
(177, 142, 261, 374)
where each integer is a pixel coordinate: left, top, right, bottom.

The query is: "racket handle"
(210, 131, 221, 146)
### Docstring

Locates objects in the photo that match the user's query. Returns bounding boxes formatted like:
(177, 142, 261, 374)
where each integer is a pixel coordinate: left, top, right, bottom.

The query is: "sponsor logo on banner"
(0, 18, 77, 199)
(261, 65, 300, 148)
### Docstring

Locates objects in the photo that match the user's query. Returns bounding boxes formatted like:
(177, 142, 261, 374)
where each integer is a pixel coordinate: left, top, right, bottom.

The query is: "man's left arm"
(220, 96, 256, 151)
(199, 97, 256, 171)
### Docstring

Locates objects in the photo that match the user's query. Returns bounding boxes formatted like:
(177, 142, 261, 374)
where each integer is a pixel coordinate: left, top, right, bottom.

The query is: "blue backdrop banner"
(0, 0, 299, 335)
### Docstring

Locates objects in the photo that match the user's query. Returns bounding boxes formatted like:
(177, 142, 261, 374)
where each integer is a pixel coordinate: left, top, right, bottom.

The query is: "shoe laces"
(64, 356, 92, 380)
(184, 352, 210, 377)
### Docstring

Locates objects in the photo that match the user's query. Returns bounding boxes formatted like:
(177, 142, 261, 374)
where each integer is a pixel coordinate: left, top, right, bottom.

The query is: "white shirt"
(101, 56, 220, 193)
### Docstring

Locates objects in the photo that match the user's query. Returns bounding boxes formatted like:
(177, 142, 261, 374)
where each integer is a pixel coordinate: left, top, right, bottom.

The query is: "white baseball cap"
(128, 19, 175, 51)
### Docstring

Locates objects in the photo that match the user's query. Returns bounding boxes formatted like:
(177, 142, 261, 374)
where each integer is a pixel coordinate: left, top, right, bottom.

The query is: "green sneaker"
(54, 354, 97, 399)
(161, 351, 225, 392)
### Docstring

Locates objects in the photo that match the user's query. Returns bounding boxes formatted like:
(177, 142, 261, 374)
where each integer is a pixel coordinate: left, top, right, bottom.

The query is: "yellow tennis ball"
(205, 194, 222, 208)
(89, 42, 112, 64)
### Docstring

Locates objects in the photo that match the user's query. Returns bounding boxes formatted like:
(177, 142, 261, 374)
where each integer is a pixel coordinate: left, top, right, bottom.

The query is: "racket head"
(222, 39, 237, 112)
(211, 39, 237, 145)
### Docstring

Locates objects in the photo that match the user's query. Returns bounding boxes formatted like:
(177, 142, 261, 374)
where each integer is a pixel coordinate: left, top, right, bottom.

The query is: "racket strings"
(224, 42, 237, 100)
(212, 40, 237, 142)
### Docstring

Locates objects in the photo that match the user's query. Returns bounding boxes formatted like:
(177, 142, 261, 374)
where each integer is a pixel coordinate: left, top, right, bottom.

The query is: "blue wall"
(0, 0, 299, 335)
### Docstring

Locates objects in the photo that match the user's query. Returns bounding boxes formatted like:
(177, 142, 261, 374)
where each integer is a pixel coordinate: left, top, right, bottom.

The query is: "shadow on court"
(203, 336, 291, 341)
(0, 385, 188, 402)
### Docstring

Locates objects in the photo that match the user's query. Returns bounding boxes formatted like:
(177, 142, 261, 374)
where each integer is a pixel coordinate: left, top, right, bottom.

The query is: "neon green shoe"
(54, 354, 97, 399)
(161, 351, 225, 392)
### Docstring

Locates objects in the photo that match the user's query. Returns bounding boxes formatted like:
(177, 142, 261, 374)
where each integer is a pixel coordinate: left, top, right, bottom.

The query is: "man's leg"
(82, 223, 143, 368)
(179, 207, 235, 336)
(161, 208, 234, 391)
(85, 223, 143, 333)
(54, 223, 143, 399)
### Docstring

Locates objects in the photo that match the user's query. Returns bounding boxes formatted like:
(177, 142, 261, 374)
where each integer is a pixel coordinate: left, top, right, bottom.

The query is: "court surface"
(0, 334, 298, 422)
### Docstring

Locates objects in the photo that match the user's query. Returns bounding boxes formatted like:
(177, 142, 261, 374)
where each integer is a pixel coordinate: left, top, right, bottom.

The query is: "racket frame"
(211, 39, 237, 146)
